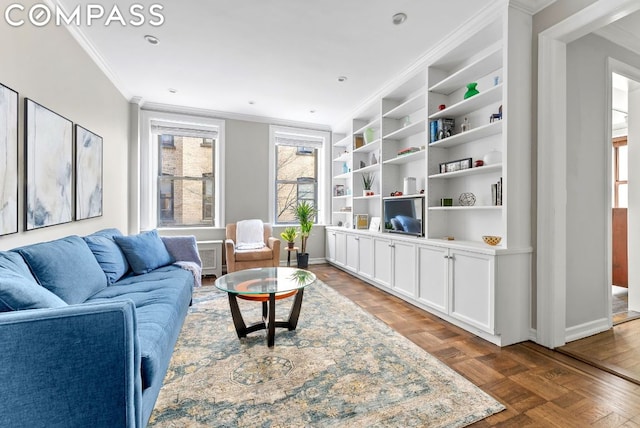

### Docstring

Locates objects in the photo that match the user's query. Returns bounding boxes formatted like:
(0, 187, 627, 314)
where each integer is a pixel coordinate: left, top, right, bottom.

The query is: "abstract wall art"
(75, 125, 103, 220)
(25, 99, 73, 230)
(0, 83, 18, 236)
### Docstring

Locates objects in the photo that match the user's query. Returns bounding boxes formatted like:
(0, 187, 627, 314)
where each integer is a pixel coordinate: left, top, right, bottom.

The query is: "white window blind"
(274, 133, 323, 148)
(151, 121, 219, 139)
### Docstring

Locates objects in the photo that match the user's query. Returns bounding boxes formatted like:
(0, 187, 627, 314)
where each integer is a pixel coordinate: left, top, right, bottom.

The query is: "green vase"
(464, 82, 479, 99)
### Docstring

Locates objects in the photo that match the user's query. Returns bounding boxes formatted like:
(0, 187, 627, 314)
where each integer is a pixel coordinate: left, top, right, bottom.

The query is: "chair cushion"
(114, 230, 174, 275)
(0, 251, 67, 312)
(235, 246, 274, 262)
(14, 236, 108, 304)
(84, 229, 130, 284)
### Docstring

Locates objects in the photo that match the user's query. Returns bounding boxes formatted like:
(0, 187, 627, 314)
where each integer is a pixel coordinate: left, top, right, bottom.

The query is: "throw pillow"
(84, 230, 130, 284)
(0, 251, 67, 312)
(15, 236, 108, 304)
(114, 230, 174, 275)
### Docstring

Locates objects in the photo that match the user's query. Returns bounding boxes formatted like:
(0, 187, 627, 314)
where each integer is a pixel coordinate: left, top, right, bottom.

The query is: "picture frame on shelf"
(439, 157, 472, 174)
(334, 184, 345, 197)
(355, 214, 368, 230)
(353, 134, 364, 149)
(369, 216, 381, 232)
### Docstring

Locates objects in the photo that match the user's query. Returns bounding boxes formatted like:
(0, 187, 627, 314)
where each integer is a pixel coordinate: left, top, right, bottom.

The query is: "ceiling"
(57, 0, 494, 127)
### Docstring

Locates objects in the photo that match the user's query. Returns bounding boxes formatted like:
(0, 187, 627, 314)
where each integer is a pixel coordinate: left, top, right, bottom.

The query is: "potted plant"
(362, 172, 375, 196)
(293, 200, 318, 268)
(280, 226, 298, 249)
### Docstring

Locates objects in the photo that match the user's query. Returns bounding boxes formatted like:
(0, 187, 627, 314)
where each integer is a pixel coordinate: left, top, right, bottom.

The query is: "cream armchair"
(225, 222, 280, 273)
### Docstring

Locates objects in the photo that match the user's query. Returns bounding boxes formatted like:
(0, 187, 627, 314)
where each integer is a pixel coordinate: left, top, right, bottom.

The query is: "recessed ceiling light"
(168, 88, 177, 94)
(144, 35, 159, 45)
(392, 12, 407, 25)
(337, 76, 348, 83)
(248, 100, 255, 105)
(310, 109, 316, 114)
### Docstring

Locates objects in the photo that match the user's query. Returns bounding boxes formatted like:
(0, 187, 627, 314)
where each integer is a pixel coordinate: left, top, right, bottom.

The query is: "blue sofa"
(0, 228, 197, 428)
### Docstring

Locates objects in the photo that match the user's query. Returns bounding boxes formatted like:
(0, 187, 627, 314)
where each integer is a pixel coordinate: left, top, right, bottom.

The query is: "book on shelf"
(430, 118, 455, 143)
(491, 177, 503, 206)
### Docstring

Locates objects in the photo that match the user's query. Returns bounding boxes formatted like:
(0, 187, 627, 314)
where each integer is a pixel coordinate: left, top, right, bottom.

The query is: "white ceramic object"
(483, 149, 502, 165)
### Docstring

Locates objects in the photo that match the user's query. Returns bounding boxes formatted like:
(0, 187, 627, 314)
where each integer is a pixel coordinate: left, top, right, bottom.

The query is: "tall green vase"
(464, 82, 479, 99)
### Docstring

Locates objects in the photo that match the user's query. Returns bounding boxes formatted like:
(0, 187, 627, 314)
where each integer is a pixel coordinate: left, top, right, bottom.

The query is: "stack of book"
(491, 177, 503, 206)
(429, 118, 455, 143)
(397, 147, 420, 156)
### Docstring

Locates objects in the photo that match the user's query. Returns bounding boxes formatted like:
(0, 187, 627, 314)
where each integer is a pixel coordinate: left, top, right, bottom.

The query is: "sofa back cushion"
(0, 251, 67, 312)
(114, 230, 174, 275)
(15, 236, 108, 304)
(84, 228, 130, 284)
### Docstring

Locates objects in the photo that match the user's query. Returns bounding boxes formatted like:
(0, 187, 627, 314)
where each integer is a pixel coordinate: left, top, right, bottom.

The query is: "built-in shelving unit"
(327, 3, 533, 347)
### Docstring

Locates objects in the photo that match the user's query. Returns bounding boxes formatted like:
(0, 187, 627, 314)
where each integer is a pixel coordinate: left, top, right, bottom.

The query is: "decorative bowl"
(482, 235, 502, 246)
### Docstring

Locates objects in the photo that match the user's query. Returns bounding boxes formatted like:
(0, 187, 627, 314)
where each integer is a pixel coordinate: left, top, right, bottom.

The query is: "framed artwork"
(369, 216, 381, 232)
(25, 98, 73, 230)
(355, 214, 368, 230)
(75, 125, 103, 220)
(0, 83, 18, 236)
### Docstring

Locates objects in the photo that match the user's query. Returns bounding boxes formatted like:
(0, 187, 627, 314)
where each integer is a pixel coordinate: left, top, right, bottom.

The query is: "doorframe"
(537, 0, 640, 349)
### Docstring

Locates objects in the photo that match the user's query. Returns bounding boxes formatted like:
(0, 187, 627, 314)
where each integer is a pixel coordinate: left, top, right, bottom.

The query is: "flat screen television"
(383, 196, 425, 237)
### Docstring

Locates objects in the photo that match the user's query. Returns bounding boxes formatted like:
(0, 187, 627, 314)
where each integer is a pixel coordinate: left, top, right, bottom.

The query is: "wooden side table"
(285, 246, 299, 267)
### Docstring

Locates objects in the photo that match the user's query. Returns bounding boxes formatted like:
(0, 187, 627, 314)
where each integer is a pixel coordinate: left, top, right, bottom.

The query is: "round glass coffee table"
(215, 267, 316, 347)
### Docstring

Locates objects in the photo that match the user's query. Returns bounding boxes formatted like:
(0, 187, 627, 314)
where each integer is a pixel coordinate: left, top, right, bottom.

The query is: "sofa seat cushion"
(15, 236, 108, 304)
(84, 229, 130, 284)
(87, 266, 193, 390)
(0, 251, 67, 312)
(235, 246, 273, 262)
(114, 230, 174, 275)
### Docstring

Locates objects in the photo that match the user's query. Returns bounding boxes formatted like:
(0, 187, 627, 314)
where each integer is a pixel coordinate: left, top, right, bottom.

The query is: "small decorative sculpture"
(464, 82, 479, 99)
(459, 192, 476, 206)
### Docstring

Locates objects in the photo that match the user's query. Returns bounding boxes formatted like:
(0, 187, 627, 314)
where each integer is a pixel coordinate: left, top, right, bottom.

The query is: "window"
(614, 136, 628, 208)
(141, 112, 225, 230)
(271, 126, 328, 224)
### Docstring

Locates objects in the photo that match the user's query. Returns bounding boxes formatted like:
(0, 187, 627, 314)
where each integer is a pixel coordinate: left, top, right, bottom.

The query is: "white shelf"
(352, 164, 379, 174)
(383, 91, 426, 119)
(382, 119, 426, 140)
(429, 84, 503, 120)
(353, 195, 381, 200)
(383, 194, 425, 201)
(428, 205, 502, 211)
(333, 172, 351, 180)
(354, 117, 381, 135)
(332, 195, 351, 200)
(332, 211, 352, 214)
(333, 153, 350, 162)
(333, 135, 351, 148)
(429, 163, 502, 179)
(354, 139, 380, 154)
(383, 150, 425, 165)
(429, 121, 502, 149)
(429, 46, 503, 95)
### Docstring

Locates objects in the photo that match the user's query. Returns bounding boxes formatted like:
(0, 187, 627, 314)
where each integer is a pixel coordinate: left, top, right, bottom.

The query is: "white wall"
(628, 83, 640, 309)
(0, 9, 129, 250)
(565, 33, 640, 328)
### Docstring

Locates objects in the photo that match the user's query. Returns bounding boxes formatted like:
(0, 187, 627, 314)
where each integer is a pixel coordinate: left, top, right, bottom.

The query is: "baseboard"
(565, 317, 611, 343)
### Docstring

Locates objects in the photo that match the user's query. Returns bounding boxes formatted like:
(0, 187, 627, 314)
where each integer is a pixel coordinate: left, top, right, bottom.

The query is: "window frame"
(140, 110, 225, 230)
(269, 125, 329, 226)
(613, 136, 628, 208)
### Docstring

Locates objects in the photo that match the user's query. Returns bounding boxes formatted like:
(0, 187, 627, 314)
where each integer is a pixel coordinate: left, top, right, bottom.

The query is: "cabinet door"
(373, 237, 392, 287)
(345, 234, 359, 272)
(335, 232, 347, 267)
(326, 231, 336, 262)
(358, 236, 373, 278)
(417, 245, 448, 313)
(393, 241, 416, 297)
(450, 250, 495, 333)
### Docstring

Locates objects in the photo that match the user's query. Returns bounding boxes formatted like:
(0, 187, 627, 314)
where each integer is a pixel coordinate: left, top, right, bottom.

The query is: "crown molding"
(140, 101, 331, 132)
(510, 0, 557, 15)
(595, 24, 640, 57)
(47, 0, 131, 100)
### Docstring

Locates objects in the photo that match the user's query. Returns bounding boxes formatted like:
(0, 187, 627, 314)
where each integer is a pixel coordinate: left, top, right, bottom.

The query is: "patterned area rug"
(149, 281, 504, 427)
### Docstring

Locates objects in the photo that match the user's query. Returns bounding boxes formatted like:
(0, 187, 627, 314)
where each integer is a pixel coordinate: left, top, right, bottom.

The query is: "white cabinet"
(392, 240, 416, 298)
(358, 235, 373, 279)
(373, 236, 392, 288)
(449, 249, 494, 333)
(345, 234, 359, 272)
(335, 231, 346, 267)
(326, 230, 336, 262)
(417, 244, 448, 313)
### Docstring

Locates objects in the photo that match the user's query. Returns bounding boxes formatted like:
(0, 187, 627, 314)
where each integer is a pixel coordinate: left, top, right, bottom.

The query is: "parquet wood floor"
(303, 264, 640, 427)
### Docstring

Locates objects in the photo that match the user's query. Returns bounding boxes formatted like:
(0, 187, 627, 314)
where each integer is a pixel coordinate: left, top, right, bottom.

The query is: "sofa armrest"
(225, 239, 236, 272)
(0, 301, 141, 428)
(268, 237, 281, 266)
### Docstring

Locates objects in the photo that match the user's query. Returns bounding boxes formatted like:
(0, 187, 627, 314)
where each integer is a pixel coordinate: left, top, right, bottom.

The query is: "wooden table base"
(227, 289, 305, 347)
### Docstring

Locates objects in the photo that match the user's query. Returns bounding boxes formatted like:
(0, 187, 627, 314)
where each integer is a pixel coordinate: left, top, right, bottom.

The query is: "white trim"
(510, 0, 557, 15)
(139, 110, 225, 230)
(141, 102, 330, 132)
(565, 318, 611, 343)
(596, 25, 640, 57)
(536, 0, 640, 349)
